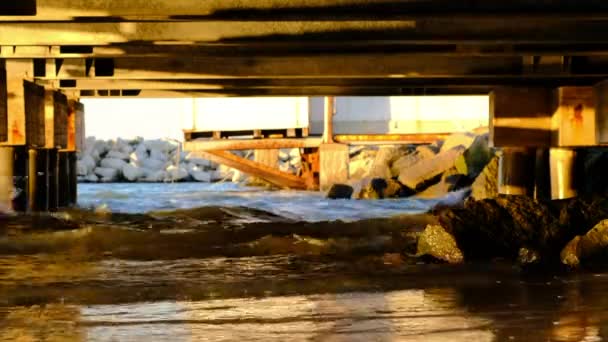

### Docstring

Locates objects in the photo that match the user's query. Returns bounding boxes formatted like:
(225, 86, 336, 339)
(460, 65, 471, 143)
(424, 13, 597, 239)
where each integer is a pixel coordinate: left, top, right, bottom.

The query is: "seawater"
(0, 183, 607, 341)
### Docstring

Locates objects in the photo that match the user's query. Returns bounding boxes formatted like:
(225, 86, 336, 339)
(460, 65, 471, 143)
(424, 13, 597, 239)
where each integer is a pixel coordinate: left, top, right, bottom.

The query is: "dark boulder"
(327, 184, 354, 199)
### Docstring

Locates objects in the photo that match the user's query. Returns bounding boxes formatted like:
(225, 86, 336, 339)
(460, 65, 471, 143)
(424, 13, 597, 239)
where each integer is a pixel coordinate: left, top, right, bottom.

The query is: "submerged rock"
(416, 224, 464, 264)
(327, 184, 354, 199)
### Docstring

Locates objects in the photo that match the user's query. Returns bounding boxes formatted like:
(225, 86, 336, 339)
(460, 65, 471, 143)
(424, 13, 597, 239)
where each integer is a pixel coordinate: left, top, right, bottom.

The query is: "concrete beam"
(4, 20, 608, 46)
(44, 89, 69, 149)
(8, 43, 608, 59)
(490, 87, 553, 148)
(1, 60, 46, 147)
(5, 0, 608, 21)
(26, 55, 565, 80)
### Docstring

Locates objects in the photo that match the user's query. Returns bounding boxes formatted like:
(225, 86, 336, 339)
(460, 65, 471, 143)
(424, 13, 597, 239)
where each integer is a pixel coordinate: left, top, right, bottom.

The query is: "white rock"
(100, 157, 127, 170)
(191, 170, 212, 182)
(279, 162, 291, 173)
(130, 144, 148, 164)
(211, 170, 229, 182)
(279, 150, 290, 162)
(290, 156, 302, 167)
(77, 161, 88, 176)
(165, 165, 189, 182)
(141, 158, 166, 171)
(440, 133, 477, 153)
(122, 163, 145, 181)
(107, 150, 130, 160)
(143, 170, 167, 182)
(231, 170, 248, 183)
(94, 167, 119, 181)
(144, 139, 177, 153)
(150, 148, 168, 162)
(289, 148, 301, 159)
(80, 154, 96, 174)
(85, 173, 99, 182)
(185, 153, 212, 168)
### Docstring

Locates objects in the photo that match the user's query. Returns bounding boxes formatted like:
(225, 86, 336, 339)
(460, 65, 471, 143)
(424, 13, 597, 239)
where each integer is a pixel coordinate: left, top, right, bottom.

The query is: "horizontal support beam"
(5, 20, 608, 46)
(31, 55, 608, 79)
(42, 76, 608, 91)
(334, 133, 451, 144)
(184, 138, 322, 151)
(6, 1, 608, 21)
(10, 43, 608, 59)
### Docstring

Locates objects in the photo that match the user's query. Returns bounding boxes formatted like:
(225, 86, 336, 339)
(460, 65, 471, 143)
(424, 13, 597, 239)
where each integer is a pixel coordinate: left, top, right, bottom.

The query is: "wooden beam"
(200, 150, 309, 190)
(334, 133, 450, 144)
(184, 137, 322, 151)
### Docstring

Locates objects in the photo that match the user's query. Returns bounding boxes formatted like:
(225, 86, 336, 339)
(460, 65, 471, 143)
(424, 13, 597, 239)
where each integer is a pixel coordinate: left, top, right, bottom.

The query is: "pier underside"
(4, 1, 608, 208)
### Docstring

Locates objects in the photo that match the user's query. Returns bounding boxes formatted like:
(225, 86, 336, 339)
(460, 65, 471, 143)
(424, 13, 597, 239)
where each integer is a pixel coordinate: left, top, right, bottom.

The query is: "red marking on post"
(10, 119, 24, 142)
(572, 104, 584, 125)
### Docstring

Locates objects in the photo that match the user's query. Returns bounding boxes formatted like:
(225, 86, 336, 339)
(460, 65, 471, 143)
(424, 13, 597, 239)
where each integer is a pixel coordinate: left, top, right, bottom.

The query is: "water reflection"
(3, 252, 608, 341)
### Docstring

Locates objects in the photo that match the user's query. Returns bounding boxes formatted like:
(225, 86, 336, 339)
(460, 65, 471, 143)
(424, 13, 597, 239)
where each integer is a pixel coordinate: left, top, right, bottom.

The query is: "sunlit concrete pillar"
(0, 146, 27, 212)
(549, 148, 577, 200)
(319, 144, 349, 192)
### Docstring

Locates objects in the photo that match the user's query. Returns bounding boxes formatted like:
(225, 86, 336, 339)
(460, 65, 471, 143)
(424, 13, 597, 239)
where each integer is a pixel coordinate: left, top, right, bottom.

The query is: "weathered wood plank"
(184, 137, 322, 151)
(201, 150, 309, 190)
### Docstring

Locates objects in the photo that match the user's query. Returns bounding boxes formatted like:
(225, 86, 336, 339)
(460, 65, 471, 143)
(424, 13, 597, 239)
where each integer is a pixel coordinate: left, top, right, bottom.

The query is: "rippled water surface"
(1, 183, 608, 341)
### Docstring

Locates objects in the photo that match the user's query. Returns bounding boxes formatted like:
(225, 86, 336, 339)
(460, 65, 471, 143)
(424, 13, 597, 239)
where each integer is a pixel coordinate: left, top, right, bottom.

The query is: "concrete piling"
(497, 147, 535, 196)
(0, 146, 27, 212)
(57, 150, 71, 208)
(47, 148, 59, 211)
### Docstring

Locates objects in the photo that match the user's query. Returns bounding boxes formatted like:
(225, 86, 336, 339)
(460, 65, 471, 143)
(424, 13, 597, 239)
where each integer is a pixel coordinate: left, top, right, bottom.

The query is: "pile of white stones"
(77, 137, 249, 183)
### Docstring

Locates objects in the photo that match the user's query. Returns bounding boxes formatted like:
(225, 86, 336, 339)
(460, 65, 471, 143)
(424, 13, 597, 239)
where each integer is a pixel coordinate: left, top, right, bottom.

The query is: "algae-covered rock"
(416, 224, 464, 264)
(562, 220, 608, 268)
(561, 236, 582, 268)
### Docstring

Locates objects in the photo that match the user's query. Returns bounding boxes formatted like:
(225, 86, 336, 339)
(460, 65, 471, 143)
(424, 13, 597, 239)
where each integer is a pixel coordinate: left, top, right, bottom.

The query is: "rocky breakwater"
(328, 131, 495, 200)
(77, 137, 252, 183)
(77, 137, 306, 184)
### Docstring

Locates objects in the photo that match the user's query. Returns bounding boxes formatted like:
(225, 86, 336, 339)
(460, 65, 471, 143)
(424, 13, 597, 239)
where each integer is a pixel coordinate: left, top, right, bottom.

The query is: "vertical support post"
(319, 97, 348, 191)
(319, 144, 349, 192)
(47, 148, 58, 211)
(497, 147, 535, 196)
(57, 150, 70, 208)
(0, 146, 27, 212)
(28, 148, 50, 212)
(68, 151, 77, 206)
(549, 148, 577, 200)
(323, 96, 335, 144)
(533, 148, 551, 200)
(0, 61, 7, 143)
